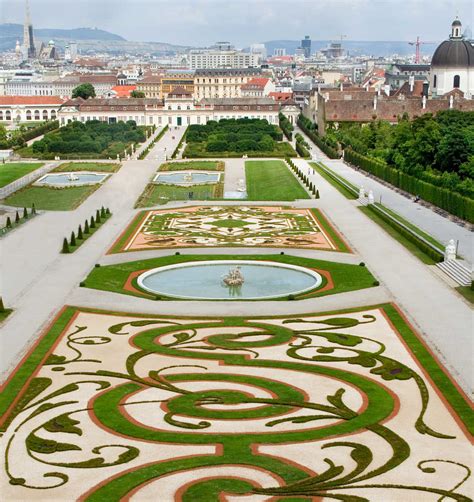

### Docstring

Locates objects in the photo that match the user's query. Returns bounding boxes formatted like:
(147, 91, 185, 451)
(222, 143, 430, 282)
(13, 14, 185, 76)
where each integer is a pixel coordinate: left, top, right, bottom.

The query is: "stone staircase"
(436, 260, 472, 287)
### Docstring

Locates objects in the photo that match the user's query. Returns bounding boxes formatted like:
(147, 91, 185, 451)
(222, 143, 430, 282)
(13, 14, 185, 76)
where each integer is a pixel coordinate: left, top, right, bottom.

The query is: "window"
(433, 75, 437, 88)
(34, 110, 40, 120)
(43, 110, 48, 120)
(453, 75, 460, 88)
(26, 110, 32, 120)
(51, 110, 56, 118)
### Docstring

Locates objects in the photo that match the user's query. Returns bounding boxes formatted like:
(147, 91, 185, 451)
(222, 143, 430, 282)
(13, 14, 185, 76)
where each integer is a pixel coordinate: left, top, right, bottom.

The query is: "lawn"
(3, 184, 100, 211)
(83, 253, 376, 300)
(0, 163, 44, 188)
(136, 179, 224, 207)
(245, 160, 309, 201)
(456, 286, 474, 304)
(52, 162, 121, 173)
(159, 160, 224, 171)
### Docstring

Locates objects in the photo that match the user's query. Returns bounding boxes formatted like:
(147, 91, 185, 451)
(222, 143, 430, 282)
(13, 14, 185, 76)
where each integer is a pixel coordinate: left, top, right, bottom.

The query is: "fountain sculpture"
(222, 266, 244, 286)
(67, 172, 80, 182)
(183, 172, 194, 182)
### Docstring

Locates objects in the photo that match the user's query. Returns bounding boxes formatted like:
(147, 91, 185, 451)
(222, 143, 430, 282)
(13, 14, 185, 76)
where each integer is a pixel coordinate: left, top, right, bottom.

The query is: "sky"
(1, 0, 473, 46)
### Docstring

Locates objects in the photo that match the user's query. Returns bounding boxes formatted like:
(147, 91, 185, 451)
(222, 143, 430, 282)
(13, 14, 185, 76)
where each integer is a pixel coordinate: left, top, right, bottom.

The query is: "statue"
(359, 186, 365, 199)
(444, 239, 456, 261)
(237, 179, 245, 192)
(368, 190, 375, 204)
(223, 266, 244, 287)
(67, 172, 79, 182)
(183, 172, 194, 182)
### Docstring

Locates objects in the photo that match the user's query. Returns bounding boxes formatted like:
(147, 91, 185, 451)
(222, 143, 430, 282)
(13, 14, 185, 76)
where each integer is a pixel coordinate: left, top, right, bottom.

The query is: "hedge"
(297, 116, 341, 159)
(345, 148, 474, 223)
(366, 204, 444, 262)
(279, 112, 294, 141)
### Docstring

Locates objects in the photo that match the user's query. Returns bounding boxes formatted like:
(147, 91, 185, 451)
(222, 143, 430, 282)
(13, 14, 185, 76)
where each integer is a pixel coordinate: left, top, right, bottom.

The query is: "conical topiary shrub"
(70, 231, 76, 247)
(78, 224, 83, 240)
(15, 211, 20, 224)
(106, 207, 111, 215)
(0, 296, 4, 312)
(90, 216, 96, 228)
(316, 189, 320, 199)
(96, 209, 101, 223)
(23, 207, 28, 219)
(101, 206, 106, 218)
(62, 237, 70, 254)
(84, 219, 90, 234)
(32, 203, 36, 215)
(6, 216, 12, 228)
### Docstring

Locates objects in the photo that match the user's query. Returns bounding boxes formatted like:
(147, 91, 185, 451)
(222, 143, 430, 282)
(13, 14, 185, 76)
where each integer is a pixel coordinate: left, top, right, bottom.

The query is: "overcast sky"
(1, 0, 473, 46)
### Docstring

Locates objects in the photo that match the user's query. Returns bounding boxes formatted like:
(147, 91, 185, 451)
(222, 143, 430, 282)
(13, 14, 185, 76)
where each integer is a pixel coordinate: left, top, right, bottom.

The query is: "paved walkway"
(223, 158, 246, 194)
(295, 125, 473, 264)
(1, 148, 472, 396)
(147, 126, 186, 162)
(293, 157, 473, 393)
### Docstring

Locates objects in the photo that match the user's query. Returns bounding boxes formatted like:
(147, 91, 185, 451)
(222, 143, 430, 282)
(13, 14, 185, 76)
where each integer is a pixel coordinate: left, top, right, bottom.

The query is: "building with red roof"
(0, 96, 65, 122)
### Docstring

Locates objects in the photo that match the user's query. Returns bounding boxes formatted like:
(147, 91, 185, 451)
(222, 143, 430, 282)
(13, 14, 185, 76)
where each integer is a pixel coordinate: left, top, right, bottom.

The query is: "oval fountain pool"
(137, 260, 323, 300)
(36, 172, 110, 186)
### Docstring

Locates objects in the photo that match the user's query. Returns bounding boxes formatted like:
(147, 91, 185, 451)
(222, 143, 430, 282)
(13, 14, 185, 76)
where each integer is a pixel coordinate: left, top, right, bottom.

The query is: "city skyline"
(1, 0, 473, 47)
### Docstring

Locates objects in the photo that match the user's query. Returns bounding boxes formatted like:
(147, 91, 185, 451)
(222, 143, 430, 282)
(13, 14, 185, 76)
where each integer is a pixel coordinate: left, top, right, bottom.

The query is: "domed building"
(430, 17, 473, 98)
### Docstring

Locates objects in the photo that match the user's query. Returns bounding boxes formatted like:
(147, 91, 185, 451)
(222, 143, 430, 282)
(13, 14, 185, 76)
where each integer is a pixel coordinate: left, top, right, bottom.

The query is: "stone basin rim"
(136, 259, 323, 301)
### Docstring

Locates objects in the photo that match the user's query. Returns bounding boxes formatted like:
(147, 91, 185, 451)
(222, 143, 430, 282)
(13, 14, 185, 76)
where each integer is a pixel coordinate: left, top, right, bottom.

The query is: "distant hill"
(0, 23, 188, 55)
(262, 39, 439, 58)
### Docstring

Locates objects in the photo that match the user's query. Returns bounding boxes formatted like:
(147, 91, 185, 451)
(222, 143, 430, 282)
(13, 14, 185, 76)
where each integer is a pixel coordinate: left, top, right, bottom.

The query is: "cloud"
(1, 0, 473, 45)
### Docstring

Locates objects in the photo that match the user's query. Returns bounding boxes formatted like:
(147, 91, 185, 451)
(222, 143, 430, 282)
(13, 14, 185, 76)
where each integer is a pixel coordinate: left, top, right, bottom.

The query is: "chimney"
(422, 81, 429, 97)
(409, 75, 415, 92)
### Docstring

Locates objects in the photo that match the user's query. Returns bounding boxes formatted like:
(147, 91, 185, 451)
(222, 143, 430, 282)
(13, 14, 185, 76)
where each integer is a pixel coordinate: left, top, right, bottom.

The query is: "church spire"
(23, 0, 36, 59)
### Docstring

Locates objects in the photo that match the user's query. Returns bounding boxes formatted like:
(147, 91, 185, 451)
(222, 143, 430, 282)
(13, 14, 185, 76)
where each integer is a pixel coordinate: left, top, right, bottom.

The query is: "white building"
(430, 18, 474, 98)
(57, 96, 279, 128)
(188, 44, 259, 69)
(0, 96, 64, 122)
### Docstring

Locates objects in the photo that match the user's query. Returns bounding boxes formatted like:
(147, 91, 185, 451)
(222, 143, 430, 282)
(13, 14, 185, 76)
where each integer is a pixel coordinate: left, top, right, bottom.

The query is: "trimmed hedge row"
(345, 148, 474, 223)
(366, 203, 444, 262)
(279, 113, 294, 141)
(297, 117, 341, 159)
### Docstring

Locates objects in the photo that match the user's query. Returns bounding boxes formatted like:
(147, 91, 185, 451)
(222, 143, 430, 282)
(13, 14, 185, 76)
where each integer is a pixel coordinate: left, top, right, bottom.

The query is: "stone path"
(223, 158, 246, 194)
(295, 125, 473, 264)
(0, 146, 472, 395)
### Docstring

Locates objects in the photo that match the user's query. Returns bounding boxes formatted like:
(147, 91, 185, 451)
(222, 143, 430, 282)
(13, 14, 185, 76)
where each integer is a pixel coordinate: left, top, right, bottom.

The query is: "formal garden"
(111, 206, 348, 253)
(135, 162, 225, 207)
(19, 120, 148, 160)
(182, 118, 297, 158)
(0, 304, 471, 500)
(1, 162, 117, 211)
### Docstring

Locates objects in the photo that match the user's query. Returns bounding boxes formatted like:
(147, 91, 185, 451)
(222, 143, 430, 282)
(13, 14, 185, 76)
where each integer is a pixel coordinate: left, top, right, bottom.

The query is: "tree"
(6, 217, 11, 228)
(70, 231, 76, 246)
(78, 224, 83, 240)
(15, 211, 20, 223)
(23, 207, 28, 219)
(62, 238, 70, 254)
(72, 83, 96, 100)
(84, 219, 90, 234)
(130, 90, 145, 98)
(90, 216, 96, 228)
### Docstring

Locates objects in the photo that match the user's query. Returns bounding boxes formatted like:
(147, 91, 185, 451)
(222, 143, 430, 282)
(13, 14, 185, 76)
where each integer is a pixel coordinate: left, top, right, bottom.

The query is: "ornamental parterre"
(1, 305, 472, 501)
(113, 206, 347, 253)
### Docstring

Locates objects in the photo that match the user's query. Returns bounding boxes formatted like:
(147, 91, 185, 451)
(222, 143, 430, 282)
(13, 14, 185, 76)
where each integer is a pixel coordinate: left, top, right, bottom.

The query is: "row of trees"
(279, 113, 294, 141)
(71, 83, 145, 100)
(327, 110, 474, 199)
(297, 114, 340, 159)
(32, 120, 146, 158)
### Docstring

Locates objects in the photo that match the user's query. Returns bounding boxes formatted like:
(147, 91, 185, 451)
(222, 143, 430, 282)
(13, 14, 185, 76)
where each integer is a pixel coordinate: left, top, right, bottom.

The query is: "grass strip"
(359, 206, 438, 265)
(311, 208, 350, 253)
(3, 184, 100, 211)
(52, 162, 120, 173)
(310, 162, 358, 199)
(63, 211, 112, 254)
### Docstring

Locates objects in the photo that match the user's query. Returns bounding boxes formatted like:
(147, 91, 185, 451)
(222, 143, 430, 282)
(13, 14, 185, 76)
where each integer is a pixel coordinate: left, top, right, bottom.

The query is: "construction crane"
(408, 37, 435, 64)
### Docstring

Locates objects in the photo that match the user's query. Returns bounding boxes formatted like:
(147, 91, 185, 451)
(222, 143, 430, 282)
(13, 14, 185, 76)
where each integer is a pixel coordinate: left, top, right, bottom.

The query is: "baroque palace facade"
(57, 93, 280, 127)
